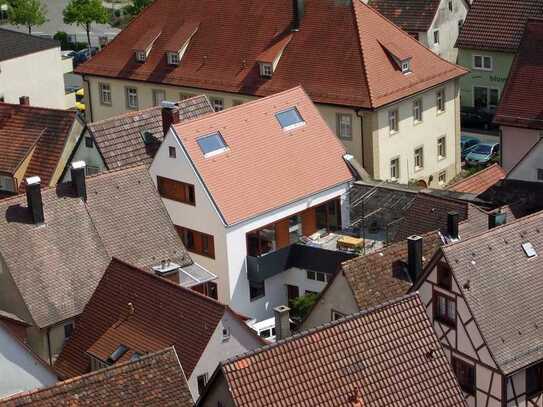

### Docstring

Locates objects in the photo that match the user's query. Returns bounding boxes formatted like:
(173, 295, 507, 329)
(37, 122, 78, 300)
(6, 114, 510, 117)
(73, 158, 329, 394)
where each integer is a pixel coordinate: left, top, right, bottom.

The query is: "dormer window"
(380, 41, 413, 75)
(132, 28, 161, 64)
(401, 60, 411, 74)
(163, 22, 199, 67)
(167, 52, 180, 65)
(256, 34, 293, 80)
(276, 107, 305, 130)
(260, 63, 273, 78)
(197, 131, 228, 157)
(135, 51, 146, 62)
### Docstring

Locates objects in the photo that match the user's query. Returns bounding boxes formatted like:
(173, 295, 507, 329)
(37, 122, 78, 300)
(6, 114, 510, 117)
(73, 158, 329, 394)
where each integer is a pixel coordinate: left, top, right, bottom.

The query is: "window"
(222, 327, 230, 342)
(388, 109, 399, 133)
(197, 132, 228, 157)
(210, 97, 224, 112)
(107, 344, 128, 364)
(175, 226, 215, 259)
(401, 60, 411, 74)
(99, 83, 112, 105)
(168, 146, 176, 158)
(167, 52, 180, 65)
(246, 226, 276, 257)
(249, 280, 265, 301)
(437, 263, 452, 290)
(260, 63, 273, 78)
(489, 88, 499, 108)
(537, 169, 543, 181)
(458, 19, 464, 29)
(288, 214, 302, 243)
(438, 136, 446, 159)
(85, 136, 94, 148)
(413, 98, 422, 122)
(390, 157, 400, 180)
(64, 322, 74, 339)
(197, 373, 209, 396)
(157, 176, 195, 205)
(337, 113, 353, 140)
(448, 0, 452, 11)
(414, 147, 424, 170)
(473, 55, 492, 71)
(129, 352, 142, 361)
(522, 242, 537, 258)
(437, 89, 445, 112)
(276, 107, 305, 130)
(474, 87, 500, 109)
(135, 51, 146, 62)
(307, 270, 327, 282)
(331, 310, 345, 321)
(152, 89, 166, 106)
(439, 170, 447, 185)
(433, 30, 440, 45)
(126, 87, 138, 109)
(452, 357, 475, 395)
(434, 292, 456, 326)
(527, 361, 543, 396)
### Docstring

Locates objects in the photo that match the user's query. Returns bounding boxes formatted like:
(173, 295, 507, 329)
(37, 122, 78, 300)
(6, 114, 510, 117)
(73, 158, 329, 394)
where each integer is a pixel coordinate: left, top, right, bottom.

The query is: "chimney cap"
(26, 176, 41, 186)
(160, 100, 177, 109)
(71, 160, 86, 170)
(274, 305, 291, 313)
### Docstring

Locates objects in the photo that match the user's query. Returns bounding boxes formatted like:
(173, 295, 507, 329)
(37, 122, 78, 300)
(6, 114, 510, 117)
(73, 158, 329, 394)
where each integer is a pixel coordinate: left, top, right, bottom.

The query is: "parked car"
(465, 142, 500, 166)
(461, 106, 497, 130)
(73, 47, 99, 67)
(461, 135, 480, 161)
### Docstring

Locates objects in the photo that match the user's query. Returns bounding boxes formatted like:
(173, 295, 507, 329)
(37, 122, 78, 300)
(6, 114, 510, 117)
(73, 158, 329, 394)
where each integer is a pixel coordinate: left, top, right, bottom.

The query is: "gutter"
(46, 326, 53, 365)
(82, 74, 94, 122)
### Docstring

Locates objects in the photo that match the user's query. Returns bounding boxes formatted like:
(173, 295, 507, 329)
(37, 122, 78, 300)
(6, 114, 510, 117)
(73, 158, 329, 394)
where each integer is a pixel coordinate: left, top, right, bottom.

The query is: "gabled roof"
(369, 0, 441, 33)
(172, 87, 353, 225)
(1, 348, 193, 406)
(0, 103, 77, 186)
(342, 230, 443, 310)
(88, 95, 213, 170)
(55, 258, 258, 379)
(494, 18, 543, 130)
(456, 0, 543, 52)
(0, 165, 191, 328)
(448, 163, 506, 194)
(0, 28, 59, 62)
(210, 294, 466, 406)
(163, 22, 199, 53)
(441, 209, 543, 374)
(76, 0, 466, 109)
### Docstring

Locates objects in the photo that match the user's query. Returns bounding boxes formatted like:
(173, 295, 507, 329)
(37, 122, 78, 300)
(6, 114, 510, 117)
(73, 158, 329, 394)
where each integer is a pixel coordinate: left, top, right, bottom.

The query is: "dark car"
(461, 107, 497, 130)
(73, 47, 99, 67)
(461, 135, 480, 161)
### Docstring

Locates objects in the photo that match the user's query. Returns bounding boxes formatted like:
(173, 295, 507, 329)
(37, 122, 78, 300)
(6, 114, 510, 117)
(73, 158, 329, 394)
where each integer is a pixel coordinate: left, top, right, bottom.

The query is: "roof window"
(276, 107, 305, 130)
(401, 60, 411, 74)
(522, 242, 537, 258)
(197, 131, 228, 157)
(107, 344, 128, 364)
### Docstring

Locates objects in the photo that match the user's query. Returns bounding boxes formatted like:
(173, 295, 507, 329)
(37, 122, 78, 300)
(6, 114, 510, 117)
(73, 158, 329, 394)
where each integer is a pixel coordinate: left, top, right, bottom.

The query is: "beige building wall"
(83, 76, 461, 185)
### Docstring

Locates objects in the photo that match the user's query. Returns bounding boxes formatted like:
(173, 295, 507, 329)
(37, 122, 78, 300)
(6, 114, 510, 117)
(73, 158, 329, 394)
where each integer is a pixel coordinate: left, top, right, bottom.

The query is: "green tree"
(125, 0, 151, 17)
(63, 0, 108, 49)
(8, 0, 46, 34)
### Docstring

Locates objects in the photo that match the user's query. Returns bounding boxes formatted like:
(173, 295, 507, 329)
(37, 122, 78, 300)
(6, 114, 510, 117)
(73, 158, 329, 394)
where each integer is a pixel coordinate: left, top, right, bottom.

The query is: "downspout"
(46, 327, 53, 365)
(356, 109, 365, 173)
(82, 74, 93, 123)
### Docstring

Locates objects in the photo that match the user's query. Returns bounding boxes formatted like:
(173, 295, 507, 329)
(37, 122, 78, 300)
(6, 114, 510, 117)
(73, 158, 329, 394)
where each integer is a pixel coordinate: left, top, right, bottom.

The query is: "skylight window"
(401, 60, 411, 74)
(107, 344, 128, 364)
(197, 132, 228, 157)
(275, 107, 305, 130)
(522, 242, 537, 258)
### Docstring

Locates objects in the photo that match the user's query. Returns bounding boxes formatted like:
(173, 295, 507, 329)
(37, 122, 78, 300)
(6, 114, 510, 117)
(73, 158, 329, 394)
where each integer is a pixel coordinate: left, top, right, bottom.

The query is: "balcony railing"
(247, 243, 357, 283)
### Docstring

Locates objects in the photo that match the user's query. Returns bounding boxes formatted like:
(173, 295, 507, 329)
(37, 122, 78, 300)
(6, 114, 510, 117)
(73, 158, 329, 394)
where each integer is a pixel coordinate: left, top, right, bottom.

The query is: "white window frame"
(390, 157, 400, 181)
(473, 86, 500, 109)
(221, 327, 231, 342)
(438, 136, 446, 160)
(439, 170, 447, 185)
(260, 63, 273, 78)
(99, 82, 112, 106)
(436, 89, 445, 113)
(473, 55, 493, 71)
(211, 97, 224, 112)
(388, 109, 399, 134)
(433, 30, 440, 45)
(413, 98, 423, 123)
(126, 87, 138, 109)
(135, 50, 146, 62)
(152, 89, 166, 106)
(414, 147, 424, 171)
(167, 52, 180, 65)
(337, 113, 353, 140)
(401, 60, 411, 74)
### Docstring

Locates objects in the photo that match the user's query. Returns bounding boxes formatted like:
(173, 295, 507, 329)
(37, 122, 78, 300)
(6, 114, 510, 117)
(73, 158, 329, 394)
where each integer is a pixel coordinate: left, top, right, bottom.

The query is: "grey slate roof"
(88, 95, 214, 170)
(0, 165, 191, 328)
(0, 29, 59, 62)
(443, 209, 543, 374)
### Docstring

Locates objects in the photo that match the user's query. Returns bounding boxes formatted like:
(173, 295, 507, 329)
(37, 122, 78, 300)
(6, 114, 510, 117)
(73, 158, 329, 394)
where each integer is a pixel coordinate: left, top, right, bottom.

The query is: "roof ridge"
(0, 101, 78, 116)
(352, 0, 375, 108)
(417, 190, 470, 206)
(88, 105, 161, 128)
(221, 292, 421, 366)
(448, 163, 503, 188)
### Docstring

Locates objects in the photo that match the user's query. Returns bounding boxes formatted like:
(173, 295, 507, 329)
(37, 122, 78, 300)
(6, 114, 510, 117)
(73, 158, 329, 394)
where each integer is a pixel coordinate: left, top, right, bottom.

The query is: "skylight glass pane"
(197, 132, 227, 156)
(522, 242, 537, 258)
(276, 107, 304, 129)
(108, 344, 128, 363)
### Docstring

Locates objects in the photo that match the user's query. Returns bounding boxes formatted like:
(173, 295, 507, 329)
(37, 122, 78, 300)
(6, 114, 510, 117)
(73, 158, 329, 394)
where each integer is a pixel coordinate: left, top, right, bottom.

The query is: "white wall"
(0, 325, 57, 398)
(0, 47, 68, 109)
(426, 0, 468, 62)
(62, 129, 107, 182)
(501, 126, 541, 174)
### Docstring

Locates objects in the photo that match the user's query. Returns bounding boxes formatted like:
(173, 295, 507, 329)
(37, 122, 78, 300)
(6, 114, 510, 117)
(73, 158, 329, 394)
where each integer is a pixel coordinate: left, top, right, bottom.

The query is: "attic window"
(167, 52, 180, 65)
(401, 60, 411, 74)
(276, 107, 305, 130)
(522, 242, 537, 258)
(107, 344, 128, 364)
(135, 51, 147, 62)
(197, 131, 228, 157)
(260, 63, 273, 78)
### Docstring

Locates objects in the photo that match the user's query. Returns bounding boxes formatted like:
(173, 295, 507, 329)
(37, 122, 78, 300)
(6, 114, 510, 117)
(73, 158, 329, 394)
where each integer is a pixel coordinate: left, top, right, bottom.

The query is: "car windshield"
(472, 144, 492, 154)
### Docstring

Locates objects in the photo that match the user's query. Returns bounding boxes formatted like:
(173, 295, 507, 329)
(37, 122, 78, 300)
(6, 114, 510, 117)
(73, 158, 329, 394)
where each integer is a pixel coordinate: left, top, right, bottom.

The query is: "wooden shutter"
(302, 207, 317, 236)
(275, 219, 290, 249)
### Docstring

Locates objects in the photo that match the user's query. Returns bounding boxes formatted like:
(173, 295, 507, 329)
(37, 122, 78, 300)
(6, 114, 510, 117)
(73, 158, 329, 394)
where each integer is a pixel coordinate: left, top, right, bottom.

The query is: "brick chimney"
(25, 176, 44, 224)
(274, 305, 291, 340)
(160, 101, 180, 137)
(407, 235, 423, 282)
(19, 96, 30, 105)
(70, 161, 87, 201)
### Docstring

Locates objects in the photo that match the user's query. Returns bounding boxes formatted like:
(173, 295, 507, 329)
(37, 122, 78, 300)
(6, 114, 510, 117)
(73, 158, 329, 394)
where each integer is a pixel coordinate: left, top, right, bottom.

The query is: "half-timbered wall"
(506, 369, 543, 407)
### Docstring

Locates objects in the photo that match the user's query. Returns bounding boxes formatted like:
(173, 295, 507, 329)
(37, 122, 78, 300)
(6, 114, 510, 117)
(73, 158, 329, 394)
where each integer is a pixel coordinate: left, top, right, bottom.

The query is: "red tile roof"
(55, 258, 259, 379)
(0, 103, 78, 188)
(448, 163, 506, 194)
(456, 0, 543, 52)
(494, 18, 543, 130)
(208, 294, 466, 406)
(77, 0, 466, 109)
(1, 348, 193, 406)
(173, 86, 353, 225)
(369, 0, 441, 33)
(0, 311, 29, 343)
(163, 22, 199, 53)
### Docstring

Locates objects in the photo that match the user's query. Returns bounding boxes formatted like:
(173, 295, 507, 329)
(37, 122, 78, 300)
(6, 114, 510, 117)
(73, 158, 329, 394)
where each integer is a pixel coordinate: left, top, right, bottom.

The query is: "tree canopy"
(8, 0, 47, 34)
(63, 0, 108, 47)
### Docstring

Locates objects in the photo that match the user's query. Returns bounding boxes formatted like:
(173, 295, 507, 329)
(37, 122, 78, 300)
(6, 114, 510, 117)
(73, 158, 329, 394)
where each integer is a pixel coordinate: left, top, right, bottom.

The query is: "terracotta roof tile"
(494, 18, 543, 130)
(217, 294, 466, 406)
(89, 95, 213, 170)
(163, 22, 199, 53)
(54, 258, 242, 379)
(448, 163, 506, 194)
(0, 103, 77, 187)
(1, 348, 193, 406)
(456, 0, 543, 52)
(76, 0, 466, 109)
(369, 0, 441, 33)
(173, 87, 353, 225)
(0, 165, 191, 328)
